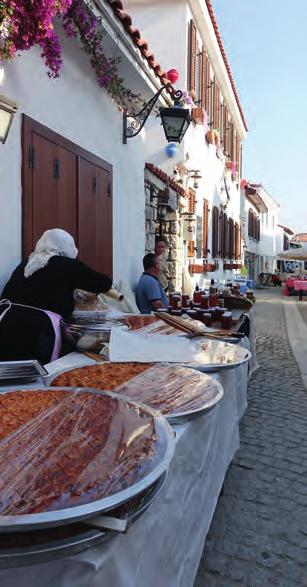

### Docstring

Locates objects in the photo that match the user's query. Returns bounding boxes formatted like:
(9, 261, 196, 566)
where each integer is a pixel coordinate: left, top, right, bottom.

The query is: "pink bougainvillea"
(0, 0, 72, 77)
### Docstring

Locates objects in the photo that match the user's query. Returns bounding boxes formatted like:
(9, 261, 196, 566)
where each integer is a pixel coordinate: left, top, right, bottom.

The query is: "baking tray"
(185, 339, 251, 373)
(45, 364, 224, 425)
(0, 471, 167, 568)
(0, 388, 175, 532)
(0, 360, 47, 382)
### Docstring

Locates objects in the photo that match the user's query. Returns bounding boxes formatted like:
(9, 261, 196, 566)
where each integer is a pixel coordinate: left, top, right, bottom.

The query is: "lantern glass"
(160, 107, 191, 143)
(0, 95, 17, 144)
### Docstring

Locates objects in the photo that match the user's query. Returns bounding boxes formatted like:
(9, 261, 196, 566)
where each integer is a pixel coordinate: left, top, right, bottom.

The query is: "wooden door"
(78, 157, 112, 274)
(22, 116, 113, 276)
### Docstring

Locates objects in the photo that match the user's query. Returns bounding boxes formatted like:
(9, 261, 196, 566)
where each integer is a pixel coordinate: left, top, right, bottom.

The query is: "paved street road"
(195, 289, 307, 587)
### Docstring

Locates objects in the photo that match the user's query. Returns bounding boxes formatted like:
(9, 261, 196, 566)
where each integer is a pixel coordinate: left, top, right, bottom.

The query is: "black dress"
(0, 256, 112, 363)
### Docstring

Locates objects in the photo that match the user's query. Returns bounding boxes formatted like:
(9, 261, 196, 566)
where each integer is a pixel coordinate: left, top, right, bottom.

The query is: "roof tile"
(145, 163, 189, 198)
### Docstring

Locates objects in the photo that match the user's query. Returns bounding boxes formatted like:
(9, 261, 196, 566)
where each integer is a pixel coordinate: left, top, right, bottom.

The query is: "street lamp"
(0, 95, 18, 144)
(123, 84, 191, 144)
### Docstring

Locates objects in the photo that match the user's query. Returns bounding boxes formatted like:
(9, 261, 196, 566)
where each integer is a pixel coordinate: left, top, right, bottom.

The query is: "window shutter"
(212, 80, 220, 130)
(223, 106, 229, 157)
(228, 218, 235, 258)
(212, 206, 219, 257)
(219, 212, 227, 258)
(235, 135, 241, 176)
(188, 240, 195, 257)
(188, 188, 196, 213)
(235, 222, 241, 259)
(200, 48, 210, 111)
(229, 122, 234, 161)
(202, 199, 209, 256)
(188, 20, 197, 95)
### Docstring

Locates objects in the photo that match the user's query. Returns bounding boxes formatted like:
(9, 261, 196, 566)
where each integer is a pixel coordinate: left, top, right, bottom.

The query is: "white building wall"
(0, 32, 153, 292)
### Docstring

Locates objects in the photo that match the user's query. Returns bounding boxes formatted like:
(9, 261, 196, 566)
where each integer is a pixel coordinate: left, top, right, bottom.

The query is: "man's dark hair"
(155, 235, 167, 245)
(143, 253, 158, 271)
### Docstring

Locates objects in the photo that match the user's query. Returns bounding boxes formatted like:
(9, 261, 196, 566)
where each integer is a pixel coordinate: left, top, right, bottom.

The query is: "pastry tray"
(0, 360, 47, 382)
(0, 388, 175, 532)
(0, 471, 167, 568)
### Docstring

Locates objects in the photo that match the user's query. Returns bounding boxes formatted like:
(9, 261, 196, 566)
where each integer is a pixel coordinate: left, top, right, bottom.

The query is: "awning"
(277, 224, 294, 236)
(245, 188, 268, 213)
(277, 248, 307, 261)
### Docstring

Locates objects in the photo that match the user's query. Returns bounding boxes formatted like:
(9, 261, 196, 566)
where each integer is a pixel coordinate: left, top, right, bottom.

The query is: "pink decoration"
(167, 68, 180, 84)
(240, 179, 247, 190)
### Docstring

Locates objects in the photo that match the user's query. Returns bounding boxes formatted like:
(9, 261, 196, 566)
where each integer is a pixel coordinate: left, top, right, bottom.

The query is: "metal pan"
(0, 471, 167, 568)
(0, 388, 175, 532)
(45, 364, 224, 424)
(0, 360, 47, 382)
(185, 339, 251, 372)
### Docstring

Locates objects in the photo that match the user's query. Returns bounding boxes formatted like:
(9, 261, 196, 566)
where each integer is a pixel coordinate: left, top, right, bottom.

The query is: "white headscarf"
(24, 229, 78, 278)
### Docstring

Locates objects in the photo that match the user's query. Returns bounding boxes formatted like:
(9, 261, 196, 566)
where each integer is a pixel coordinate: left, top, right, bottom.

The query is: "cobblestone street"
(195, 289, 307, 587)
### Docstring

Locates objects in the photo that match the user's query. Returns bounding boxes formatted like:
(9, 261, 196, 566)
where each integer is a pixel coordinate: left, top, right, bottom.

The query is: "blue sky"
(211, 0, 307, 232)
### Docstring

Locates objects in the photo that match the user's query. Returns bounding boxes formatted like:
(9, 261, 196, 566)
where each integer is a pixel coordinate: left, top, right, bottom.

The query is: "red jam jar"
(193, 290, 203, 304)
(186, 310, 198, 320)
(209, 293, 218, 307)
(182, 295, 190, 308)
(221, 311, 232, 330)
(170, 309, 182, 316)
(201, 295, 209, 310)
(203, 313, 212, 327)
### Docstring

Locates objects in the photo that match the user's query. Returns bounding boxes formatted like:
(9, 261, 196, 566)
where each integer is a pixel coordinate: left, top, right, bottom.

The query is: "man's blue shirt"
(136, 273, 168, 314)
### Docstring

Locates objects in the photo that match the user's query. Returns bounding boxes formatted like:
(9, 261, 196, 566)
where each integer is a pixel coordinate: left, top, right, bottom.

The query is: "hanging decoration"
(165, 143, 177, 158)
(166, 68, 179, 84)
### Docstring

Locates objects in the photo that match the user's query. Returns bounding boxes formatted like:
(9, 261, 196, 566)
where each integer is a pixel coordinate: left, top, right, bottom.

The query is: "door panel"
(78, 157, 112, 275)
(22, 116, 113, 276)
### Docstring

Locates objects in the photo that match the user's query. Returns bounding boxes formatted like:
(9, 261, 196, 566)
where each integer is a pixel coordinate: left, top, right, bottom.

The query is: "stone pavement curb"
(283, 296, 307, 390)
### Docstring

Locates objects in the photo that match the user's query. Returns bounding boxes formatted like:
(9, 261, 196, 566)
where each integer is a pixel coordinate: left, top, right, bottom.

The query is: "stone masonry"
(194, 288, 307, 587)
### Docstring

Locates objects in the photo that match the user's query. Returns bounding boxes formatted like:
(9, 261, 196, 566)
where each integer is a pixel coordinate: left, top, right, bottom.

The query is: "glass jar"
(221, 311, 232, 330)
(201, 295, 209, 310)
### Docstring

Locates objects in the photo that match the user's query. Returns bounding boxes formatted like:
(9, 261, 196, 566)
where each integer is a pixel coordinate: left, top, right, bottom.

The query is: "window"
(248, 208, 260, 242)
(235, 222, 241, 259)
(212, 206, 219, 257)
(202, 199, 209, 257)
(187, 20, 197, 98)
(200, 47, 211, 112)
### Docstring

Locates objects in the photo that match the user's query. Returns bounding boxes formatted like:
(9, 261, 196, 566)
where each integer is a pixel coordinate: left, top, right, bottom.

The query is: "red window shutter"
(223, 106, 229, 157)
(229, 122, 234, 161)
(228, 217, 235, 258)
(188, 188, 196, 213)
(188, 240, 195, 257)
(188, 20, 197, 95)
(212, 206, 219, 257)
(219, 212, 227, 258)
(213, 80, 220, 130)
(200, 48, 210, 111)
(202, 199, 209, 256)
(235, 222, 241, 259)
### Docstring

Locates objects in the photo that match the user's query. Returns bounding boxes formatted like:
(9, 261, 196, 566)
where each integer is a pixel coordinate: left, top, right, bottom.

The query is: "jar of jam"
(218, 298, 225, 308)
(186, 310, 198, 320)
(201, 295, 209, 310)
(170, 295, 181, 309)
(193, 290, 203, 304)
(182, 294, 190, 308)
(221, 311, 232, 330)
(209, 293, 218, 307)
(170, 309, 182, 316)
(203, 313, 212, 327)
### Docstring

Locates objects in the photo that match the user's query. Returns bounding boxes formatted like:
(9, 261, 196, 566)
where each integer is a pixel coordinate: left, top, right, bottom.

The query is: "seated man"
(136, 253, 169, 314)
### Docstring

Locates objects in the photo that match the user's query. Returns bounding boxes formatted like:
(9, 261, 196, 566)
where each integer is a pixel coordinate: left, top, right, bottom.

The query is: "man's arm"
(150, 299, 165, 310)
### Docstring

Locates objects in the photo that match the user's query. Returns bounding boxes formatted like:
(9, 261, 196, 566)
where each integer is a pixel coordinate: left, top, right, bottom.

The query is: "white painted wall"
(0, 31, 153, 292)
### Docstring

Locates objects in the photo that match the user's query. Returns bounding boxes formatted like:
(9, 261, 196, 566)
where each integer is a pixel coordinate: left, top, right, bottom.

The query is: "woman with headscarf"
(0, 229, 112, 363)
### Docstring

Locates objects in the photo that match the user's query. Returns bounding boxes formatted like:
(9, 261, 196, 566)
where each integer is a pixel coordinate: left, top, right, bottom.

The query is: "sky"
(211, 0, 307, 233)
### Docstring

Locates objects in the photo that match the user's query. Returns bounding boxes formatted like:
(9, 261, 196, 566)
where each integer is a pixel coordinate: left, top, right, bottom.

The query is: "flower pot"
(205, 129, 220, 146)
(192, 108, 205, 125)
(203, 263, 216, 272)
(189, 264, 204, 274)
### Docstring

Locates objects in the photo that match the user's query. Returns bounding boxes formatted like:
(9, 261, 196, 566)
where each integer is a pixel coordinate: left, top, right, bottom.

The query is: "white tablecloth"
(0, 355, 248, 587)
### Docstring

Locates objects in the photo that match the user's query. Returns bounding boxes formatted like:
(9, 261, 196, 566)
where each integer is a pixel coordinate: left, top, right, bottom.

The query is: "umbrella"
(276, 248, 307, 261)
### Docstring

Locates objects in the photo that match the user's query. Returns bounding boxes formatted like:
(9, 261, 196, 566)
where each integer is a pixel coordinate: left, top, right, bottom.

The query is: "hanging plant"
(62, 0, 143, 110)
(0, 0, 144, 110)
(0, 0, 72, 77)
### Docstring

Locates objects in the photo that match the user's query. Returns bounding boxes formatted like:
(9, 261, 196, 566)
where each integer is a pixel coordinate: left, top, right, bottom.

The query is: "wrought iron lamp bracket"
(123, 85, 183, 144)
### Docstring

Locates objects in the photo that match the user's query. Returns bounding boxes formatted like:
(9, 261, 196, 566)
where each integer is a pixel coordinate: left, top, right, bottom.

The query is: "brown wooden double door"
(22, 115, 113, 276)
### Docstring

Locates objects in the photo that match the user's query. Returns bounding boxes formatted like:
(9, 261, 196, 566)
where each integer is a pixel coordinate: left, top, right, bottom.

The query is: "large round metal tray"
(0, 471, 167, 568)
(46, 364, 224, 425)
(0, 388, 175, 532)
(185, 339, 251, 372)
